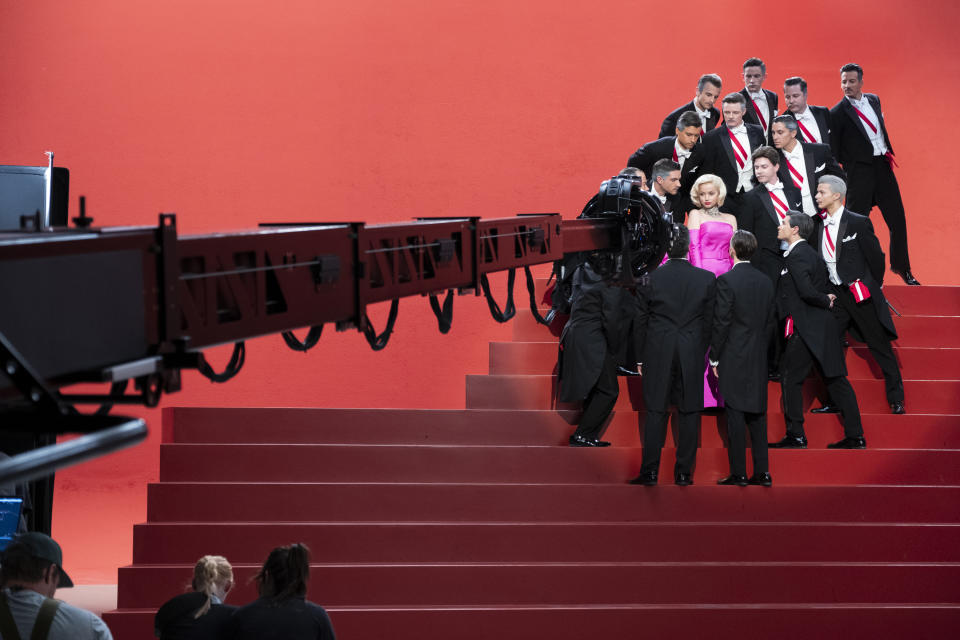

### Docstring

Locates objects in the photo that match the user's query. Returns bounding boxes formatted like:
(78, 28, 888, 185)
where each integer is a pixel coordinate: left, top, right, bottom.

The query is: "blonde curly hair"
(690, 173, 727, 209)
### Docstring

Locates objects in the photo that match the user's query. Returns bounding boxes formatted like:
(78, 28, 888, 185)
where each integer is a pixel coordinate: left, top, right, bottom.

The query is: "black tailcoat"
(658, 100, 719, 139)
(813, 209, 897, 338)
(779, 105, 832, 147)
(711, 262, 775, 413)
(776, 141, 845, 194)
(739, 182, 802, 284)
(740, 88, 779, 142)
(776, 240, 846, 377)
(634, 259, 716, 412)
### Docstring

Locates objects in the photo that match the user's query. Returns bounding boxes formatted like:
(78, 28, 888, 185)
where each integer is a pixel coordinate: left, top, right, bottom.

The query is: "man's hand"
(711, 365, 719, 378)
(827, 293, 837, 308)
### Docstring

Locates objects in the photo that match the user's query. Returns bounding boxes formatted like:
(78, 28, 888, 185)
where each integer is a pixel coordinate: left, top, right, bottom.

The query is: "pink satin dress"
(688, 220, 735, 408)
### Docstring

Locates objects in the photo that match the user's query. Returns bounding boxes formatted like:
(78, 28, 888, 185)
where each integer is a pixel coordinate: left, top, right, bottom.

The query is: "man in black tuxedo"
(740, 146, 802, 283)
(683, 93, 766, 218)
(812, 175, 905, 415)
(629, 227, 716, 486)
(646, 159, 683, 215)
(830, 62, 918, 285)
(770, 115, 845, 217)
(740, 58, 778, 144)
(659, 74, 722, 138)
(782, 76, 832, 147)
(559, 256, 641, 446)
(629, 111, 702, 177)
(740, 146, 803, 379)
(710, 230, 775, 486)
(770, 213, 866, 450)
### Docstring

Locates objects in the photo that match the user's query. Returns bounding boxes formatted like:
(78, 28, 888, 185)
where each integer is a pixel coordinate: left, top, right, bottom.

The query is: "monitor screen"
(0, 497, 24, 550)
(0, 165, 69, 230)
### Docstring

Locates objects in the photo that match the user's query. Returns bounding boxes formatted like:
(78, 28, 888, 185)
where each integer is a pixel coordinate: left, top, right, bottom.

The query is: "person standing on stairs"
(630, 226, 717, 486)
(769, 212, 866, 450)
(559, 252, 642, 447)
(709, 230, 776, 487)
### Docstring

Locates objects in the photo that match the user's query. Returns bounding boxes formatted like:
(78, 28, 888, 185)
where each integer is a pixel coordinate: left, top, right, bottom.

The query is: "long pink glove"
(687, 227, 702, 268)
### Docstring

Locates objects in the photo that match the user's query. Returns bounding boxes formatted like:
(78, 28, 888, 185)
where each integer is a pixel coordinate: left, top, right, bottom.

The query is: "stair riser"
(158, 445, 960, 485)
(132, 523, 960, 564)
(163, 407, 960, 449)
(512, 313, 960, 345)
(147, 484, 960, 524)
(116, 564, 960, 608)
(489, 342, 960, 379)
(104, 606, 960, 640)
(466, 375, 960, 413)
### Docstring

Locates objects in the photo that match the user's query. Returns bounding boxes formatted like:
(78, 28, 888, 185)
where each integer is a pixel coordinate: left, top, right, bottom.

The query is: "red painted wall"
(2, 1, 957, 582)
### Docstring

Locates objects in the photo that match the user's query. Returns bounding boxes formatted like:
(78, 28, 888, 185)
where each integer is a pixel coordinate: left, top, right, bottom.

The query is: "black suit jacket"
(739, 182, 802, 284)
(829, 93, 894, 167)
(710, 262, 775, 413)
(740, 88, 779, 142)
(634, 259, 716, 412)
(659, 100, 719, 139)
(776, 240, 846, 377)
(776, 142, 846, 200)
(684, 123, 766, 206)
(813, 209, 897, 339)
(627, 136, 696, 213)
(558, 263, 639, 402)
(780, 105, 832, 147)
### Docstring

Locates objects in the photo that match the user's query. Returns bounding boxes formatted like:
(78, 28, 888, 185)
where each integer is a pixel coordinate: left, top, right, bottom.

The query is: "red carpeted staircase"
(103, 285, 960, 639)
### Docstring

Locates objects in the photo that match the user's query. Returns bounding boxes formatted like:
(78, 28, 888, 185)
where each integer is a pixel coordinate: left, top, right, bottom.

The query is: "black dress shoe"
(827, 436, 866, 449)
(675, 472, 693, 486)
(894, 270, 921, 286)
(768, 434, 808, 448)
(890, 402, 906, 415)
(629, 471, 658, 486)
(717, 474, 748, 486)
(748, 472, 773, 487)
(616, 365, 641, 377)
(810, 404, 841, 414)
(569, 434, 611, 447)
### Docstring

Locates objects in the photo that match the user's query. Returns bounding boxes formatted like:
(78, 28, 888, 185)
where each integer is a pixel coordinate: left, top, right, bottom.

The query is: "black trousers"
(573, 351, 619, 441)
(832, 284, 904, 404)
(726, 407, 768, 477)
(780, 335, 863, 439)
(640, 409, 700, 477)
(845, 156, 911, 273)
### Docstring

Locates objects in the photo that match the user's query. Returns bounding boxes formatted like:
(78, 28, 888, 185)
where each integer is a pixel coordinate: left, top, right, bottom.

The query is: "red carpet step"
(104, 284, 960, 639)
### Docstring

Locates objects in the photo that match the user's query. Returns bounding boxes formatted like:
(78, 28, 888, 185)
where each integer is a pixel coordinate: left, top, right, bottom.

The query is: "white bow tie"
(823, 216, 839, 226)
(729, 125, 746, 135)
(766, 183, 783, 192)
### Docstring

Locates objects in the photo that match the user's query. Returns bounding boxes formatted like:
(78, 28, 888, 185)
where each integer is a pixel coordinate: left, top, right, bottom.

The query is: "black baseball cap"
(9, 532, 74, 588)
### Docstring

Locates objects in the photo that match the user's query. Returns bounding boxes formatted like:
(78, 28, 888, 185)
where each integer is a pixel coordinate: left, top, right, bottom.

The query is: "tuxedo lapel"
(868, 94, 894, 153)
(719, 126, 738, 173)
(803, 144, 817, 188)
(760, 190, 779, 226)
(835, 214, 849, 263)
(842, 98, 873, 145)
(814, 108, 830, 141)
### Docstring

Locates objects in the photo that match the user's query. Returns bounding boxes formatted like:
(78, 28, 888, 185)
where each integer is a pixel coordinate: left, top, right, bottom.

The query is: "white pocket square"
(815, 163, 826, 172)
(780, 268, 789, 275)
(842, 233, 857, 242)
(688, 164, 699, 172)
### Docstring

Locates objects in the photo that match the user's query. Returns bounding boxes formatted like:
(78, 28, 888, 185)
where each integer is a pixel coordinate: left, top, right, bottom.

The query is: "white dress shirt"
(765, 180, 790, 250)
(674, 140, 692, 170)
(821, 207, 844, 285)
(748, 90, 770, 132)
(694, 100, 713, 131)
(846, 95, 888, 156)
(727, 124, 754, 192)
(794, 106, 822, 143)
(649, 186, 667, 206)
(782, 142, 815, 215)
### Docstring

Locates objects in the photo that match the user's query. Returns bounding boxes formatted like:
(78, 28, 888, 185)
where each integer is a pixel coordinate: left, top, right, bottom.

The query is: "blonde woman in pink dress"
(686, 173, 737, 407)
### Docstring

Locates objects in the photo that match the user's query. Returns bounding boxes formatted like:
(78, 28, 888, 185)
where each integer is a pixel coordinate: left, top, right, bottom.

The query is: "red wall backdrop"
(2, 1, 957, 583)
